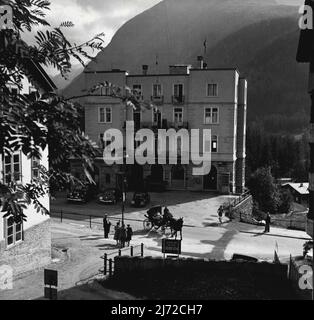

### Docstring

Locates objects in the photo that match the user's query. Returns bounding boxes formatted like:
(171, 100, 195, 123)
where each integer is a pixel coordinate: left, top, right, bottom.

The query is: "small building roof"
(282, 183, 309, 195)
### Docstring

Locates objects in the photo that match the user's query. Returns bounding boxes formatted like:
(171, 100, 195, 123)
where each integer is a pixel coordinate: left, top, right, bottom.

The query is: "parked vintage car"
(67, 184, 95, 203)
(98, 188, 122, 205)
(131, 191, 150, 207)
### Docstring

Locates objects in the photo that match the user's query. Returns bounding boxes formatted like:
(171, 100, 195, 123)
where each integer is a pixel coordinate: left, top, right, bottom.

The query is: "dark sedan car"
(131, 191, 150, 207)
(98, 188, 122, 205)
(67, 185, 94, 203)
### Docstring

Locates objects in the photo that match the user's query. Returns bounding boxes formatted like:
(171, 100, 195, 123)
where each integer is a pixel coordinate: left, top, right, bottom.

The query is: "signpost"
(44, 269, 58, 300)
(162, 239, 181, 258)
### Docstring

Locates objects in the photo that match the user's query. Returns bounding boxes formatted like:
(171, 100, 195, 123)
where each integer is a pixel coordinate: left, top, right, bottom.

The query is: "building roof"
(282, 183, 309, 195)
(24, 58, 57, 92)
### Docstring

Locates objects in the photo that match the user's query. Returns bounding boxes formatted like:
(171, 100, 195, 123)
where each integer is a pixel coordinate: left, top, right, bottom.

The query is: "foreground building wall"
(0, 73, 52, 276)
(0, 148, 51, 276)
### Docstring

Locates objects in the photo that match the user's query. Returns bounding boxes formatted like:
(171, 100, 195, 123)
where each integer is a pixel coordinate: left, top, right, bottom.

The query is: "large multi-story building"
(71, 59, 247, 194)
(0, 60, 55, 276)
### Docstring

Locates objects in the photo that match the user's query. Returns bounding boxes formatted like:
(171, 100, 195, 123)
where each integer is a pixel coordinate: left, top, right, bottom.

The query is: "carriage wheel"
(143, 219, 152, 230)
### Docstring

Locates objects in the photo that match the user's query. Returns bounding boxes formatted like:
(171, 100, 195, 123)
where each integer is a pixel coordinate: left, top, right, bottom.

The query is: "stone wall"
(0, 220, 51, 278)
(231, 195, 254, 222)
(114, 256, 288, 282)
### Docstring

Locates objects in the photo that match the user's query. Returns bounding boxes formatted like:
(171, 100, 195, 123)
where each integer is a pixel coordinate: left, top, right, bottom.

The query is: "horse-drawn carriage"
(143, 205, 183, 239)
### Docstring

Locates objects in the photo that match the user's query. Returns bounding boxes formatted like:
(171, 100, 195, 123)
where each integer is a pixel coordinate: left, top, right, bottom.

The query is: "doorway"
(203, 166, 218, 190)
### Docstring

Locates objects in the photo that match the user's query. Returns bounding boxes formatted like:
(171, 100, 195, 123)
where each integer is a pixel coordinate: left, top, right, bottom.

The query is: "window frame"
(207, 83, 219, 97)
(98, 107, 112, 124)
(4, 216, 23, 248)
(152, 109, 163, 125)
(152, 83, 163, 98)
(3, 152, 22, 184)
(101, 86, 112, 96)
(173, 83, 184, 97)
(31, 156, 41, 180)
(204, 106, 219, 125)
(173, 107, 184, 124)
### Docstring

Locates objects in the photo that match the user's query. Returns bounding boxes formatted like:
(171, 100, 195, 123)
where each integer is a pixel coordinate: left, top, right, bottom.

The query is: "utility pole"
(121, 174, 127, 226)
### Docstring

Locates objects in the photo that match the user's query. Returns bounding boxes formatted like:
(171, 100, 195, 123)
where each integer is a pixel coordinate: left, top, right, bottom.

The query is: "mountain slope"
(203, 16, 308, 118)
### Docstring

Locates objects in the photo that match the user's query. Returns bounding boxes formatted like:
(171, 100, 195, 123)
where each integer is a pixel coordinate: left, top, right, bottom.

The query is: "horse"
(169, 217, 184, 240)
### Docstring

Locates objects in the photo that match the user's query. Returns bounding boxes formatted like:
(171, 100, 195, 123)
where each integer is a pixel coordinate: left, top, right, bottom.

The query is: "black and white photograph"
(0, 0, 313, 307)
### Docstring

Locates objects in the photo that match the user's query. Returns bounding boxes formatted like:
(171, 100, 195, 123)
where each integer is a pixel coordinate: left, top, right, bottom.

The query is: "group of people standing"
(114, 221, 133, 248)
(103, 215, 133, 248)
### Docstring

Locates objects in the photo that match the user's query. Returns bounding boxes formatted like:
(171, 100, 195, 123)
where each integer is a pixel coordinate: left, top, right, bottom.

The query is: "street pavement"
(51, 190, 310, 262)
(0, 191, 311, 300)
(51, 191, 239, 227)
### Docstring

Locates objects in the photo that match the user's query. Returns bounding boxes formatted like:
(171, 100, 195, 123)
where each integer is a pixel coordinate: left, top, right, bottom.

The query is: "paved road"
(1, 218, 310, 300)
(1, 191, 309, 300)
(52, 215, 310, 263)
(51, 191, 238, 227)
(51, 191, 310, 262)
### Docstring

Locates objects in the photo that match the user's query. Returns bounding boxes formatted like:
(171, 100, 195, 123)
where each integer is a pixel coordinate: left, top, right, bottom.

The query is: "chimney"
(142, 65, 148, 75)
(197, 56, 204, 69)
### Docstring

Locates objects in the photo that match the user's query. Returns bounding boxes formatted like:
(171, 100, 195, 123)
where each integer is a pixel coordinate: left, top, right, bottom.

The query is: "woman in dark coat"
(120, 224, 127, 248)
(114, 221, 120, 245)
(126, 224, 133, 247)
(103, 214, 111, 239)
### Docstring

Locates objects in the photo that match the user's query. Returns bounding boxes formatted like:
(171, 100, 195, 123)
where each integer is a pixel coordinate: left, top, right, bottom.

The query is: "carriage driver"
(163, 207, 173, 221)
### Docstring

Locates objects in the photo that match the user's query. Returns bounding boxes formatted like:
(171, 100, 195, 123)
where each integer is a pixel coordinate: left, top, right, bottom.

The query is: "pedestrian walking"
(218, 205, 223, 224)
(103, 214, 111, 239)
(126, 224, 133, 247)
(114, 221, 120, 246)
(264, 212, 271, 233)
(120, 224, 127, 248)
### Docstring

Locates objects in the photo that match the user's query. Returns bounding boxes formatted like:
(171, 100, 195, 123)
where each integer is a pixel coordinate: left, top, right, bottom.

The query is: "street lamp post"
(121, 175, 127, 226)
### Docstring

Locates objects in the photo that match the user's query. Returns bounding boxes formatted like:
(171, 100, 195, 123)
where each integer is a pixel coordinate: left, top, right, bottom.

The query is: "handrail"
(228, 190, 251, 209)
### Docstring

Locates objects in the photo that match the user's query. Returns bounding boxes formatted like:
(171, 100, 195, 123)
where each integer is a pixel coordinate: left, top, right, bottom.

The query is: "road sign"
(44, 269, 58, 300)
(162, 239, 181, 255)
(44, 269, 58, 287)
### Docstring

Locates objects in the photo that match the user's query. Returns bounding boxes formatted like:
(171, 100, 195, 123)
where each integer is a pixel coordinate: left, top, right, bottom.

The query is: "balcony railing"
(151, 95, 164, 105)
(123, 121, 189, 131)
(172, 95, 185, 105)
